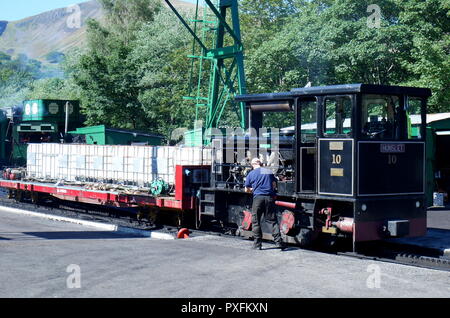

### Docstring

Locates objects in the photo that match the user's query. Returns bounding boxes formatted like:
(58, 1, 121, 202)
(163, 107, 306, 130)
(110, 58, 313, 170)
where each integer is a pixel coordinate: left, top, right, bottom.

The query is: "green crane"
(164, 0, 247, 145)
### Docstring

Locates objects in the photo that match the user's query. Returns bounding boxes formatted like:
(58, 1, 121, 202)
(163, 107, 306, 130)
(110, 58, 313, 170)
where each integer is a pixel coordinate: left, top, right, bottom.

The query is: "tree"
(132, 9, 196, 136)
(9, 0, 448, 133)
(0, 52, 11, 61)
(395, 0, 450, 112)
(99, 0, 161, 45)
(0, 52, 46, 107)
(45, 51, 65, 64)
(241, 0, 449, 127)
(72, 0, 162, 130)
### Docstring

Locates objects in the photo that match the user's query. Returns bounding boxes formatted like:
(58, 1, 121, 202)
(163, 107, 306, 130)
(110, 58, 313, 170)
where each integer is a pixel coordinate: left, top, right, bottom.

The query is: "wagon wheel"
(15, 190, 24, 202)
(31, 192, 40, 205)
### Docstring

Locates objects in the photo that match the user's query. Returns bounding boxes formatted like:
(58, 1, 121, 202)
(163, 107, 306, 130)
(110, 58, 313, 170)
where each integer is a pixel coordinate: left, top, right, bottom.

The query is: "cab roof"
(235, 84, 432, 103)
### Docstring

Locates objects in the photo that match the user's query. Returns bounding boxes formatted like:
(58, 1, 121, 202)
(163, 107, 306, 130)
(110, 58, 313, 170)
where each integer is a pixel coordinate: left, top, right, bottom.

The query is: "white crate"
(27, 143, 212, 186)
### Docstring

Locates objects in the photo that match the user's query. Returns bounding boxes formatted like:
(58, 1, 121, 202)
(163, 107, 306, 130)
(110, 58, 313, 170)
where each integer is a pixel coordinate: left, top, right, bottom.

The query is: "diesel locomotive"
(198, 84, 432, 250)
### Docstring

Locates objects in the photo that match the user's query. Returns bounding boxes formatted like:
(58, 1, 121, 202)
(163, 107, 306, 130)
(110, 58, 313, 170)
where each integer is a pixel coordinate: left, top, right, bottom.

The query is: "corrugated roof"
(426, 113, 450, 123)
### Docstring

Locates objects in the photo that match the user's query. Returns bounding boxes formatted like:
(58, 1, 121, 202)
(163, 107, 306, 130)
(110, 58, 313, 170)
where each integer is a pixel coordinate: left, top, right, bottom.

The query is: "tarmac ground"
(0, 206, 449, 299)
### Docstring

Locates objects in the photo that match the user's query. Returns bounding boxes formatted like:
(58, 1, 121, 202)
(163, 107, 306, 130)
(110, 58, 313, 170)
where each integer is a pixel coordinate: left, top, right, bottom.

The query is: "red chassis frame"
(0, 165, 210, 212)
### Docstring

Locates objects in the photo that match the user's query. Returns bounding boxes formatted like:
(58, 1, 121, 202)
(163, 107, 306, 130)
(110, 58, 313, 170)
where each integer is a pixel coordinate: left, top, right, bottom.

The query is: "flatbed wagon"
(0, 164, 211, 226)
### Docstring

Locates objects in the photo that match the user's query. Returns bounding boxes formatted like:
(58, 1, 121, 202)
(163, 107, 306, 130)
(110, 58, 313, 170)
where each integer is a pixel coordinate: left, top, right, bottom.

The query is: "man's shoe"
(252, 243, 262, 250)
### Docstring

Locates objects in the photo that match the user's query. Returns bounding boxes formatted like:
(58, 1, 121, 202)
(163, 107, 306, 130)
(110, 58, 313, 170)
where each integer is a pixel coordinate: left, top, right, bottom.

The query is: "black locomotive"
(199, 84, 431, 251)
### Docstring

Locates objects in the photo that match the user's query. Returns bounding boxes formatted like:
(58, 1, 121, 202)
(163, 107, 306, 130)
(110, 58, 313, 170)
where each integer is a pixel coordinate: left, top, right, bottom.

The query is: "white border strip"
(0, 205, 175, 240)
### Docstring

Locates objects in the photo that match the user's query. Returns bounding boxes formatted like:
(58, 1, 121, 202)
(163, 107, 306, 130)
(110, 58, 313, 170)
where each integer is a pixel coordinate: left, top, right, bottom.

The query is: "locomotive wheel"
(294, 228, 317, 248)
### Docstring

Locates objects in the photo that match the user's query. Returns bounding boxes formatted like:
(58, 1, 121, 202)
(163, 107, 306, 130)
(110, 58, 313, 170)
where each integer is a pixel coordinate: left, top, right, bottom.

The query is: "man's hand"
(245, 187, 253, 193)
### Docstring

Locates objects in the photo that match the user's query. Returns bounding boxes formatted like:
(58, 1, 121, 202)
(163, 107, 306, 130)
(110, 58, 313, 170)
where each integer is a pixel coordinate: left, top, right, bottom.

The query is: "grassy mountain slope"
(0, 0, 195, 61)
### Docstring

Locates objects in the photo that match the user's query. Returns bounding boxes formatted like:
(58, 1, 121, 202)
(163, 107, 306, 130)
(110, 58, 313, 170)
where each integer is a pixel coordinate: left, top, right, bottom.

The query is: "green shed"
(425, 113, 450, 207)
(69, 125, 164, 146)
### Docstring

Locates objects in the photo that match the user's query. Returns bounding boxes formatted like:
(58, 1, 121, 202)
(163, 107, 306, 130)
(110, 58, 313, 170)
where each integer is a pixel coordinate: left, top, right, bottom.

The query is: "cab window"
(300, 99, 317, 143)
(361, 94, 400, 140)
(324, 96, 352, 137)
(406, 97, 424, 139)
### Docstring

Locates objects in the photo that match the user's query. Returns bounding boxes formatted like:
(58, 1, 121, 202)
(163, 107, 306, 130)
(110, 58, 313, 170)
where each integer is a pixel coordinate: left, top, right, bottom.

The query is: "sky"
(0, 0, 197, 21)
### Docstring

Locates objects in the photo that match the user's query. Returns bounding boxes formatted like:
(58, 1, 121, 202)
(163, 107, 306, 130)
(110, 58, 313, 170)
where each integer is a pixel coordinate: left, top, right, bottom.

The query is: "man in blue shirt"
(245, 158, 285, 250)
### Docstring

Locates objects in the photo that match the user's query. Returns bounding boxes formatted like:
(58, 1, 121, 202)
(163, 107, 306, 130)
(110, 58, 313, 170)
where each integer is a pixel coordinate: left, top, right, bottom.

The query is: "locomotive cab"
(358, 93, 426, 193)
(312, 86, 430, 244)
(202, 84, 431, 250)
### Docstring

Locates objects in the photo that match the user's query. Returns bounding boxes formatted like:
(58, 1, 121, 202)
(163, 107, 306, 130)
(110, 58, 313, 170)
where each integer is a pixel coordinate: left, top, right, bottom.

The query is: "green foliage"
(45, 51, 65, 64)
(132, 9, 195, 136)
(0, 52, 45, 107)
(99, 0, 162, 44)
(25, 77, 81, 101)
(242, 0, 450, 124)
(2, 0, 448, 135)
(71, 0, 163, 131)
(71, 3, 198, 137)
(240, 0, 301, 48)
(395, 0, 450, 112)
(0, 52, 11, 61)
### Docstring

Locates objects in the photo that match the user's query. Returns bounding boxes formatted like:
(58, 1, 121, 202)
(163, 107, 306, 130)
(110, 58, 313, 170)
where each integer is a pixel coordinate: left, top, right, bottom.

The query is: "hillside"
(0, 21, 7, 36)
(0, 0, 196, 61)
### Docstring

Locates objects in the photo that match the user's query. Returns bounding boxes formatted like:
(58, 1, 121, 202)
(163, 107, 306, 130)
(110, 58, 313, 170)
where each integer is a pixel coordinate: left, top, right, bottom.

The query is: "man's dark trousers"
(252, 195, 282, 246)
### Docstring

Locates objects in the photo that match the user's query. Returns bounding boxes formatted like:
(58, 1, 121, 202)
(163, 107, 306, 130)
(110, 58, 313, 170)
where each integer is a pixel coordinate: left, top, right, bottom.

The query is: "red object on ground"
(177, 228, 190, 239)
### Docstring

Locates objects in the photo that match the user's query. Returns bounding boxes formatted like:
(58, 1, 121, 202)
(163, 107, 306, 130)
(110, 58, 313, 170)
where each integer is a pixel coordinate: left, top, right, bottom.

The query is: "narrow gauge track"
(1, 192, 449, 272)
(338, 250, 450, 272)
(0, 193, 164, 232)
(0, 192, 225, 238)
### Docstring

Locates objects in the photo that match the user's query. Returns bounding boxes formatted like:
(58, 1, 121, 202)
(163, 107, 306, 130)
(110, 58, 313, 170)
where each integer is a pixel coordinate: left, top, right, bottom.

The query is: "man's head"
(251, 158, 261, 169)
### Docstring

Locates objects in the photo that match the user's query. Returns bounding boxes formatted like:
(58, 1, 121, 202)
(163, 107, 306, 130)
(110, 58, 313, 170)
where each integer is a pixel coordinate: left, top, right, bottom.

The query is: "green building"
(69, 125, 164, 146)
(425, 113, 450, 206)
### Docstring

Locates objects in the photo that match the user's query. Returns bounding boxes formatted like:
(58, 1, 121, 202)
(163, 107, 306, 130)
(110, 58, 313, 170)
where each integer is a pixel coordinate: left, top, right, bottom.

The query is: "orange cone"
(177, 228, 190, 239)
